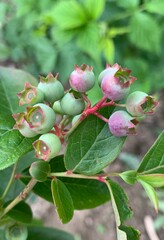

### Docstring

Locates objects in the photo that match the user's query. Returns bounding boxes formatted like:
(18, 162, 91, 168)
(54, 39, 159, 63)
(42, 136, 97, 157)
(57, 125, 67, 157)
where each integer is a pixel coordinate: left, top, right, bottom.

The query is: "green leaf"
(119, 170, 137, 185)
(0, 114, 37, 170)
(0, 2, 8, 22)
(53, 0, 87, 30)
(27, 226, 75, 240)
(106, 180, 137, 240)
(21, 156, 110, 209)
(0, 67, 37, 114)
(106, 180, 132, 224)
(145, 0, 164, 15)
(137, 174, 164, 188)
(138, 179, 159, 211)
(116, 0, 139, 8)
(51, 179, 74, 224)
(0, 114, 15, 136)
(76, 22, 100, 61)
(6, 201, 32, 224)
(65, 109, 126, 175)
(119, 225, 140, 240)
(0, 42, 10, 61)
(129, 12, 161, 54)
(82, 0, 106, 20)
(137, 130, 164, 174)
(31, 37, 57, 73)
(101, 38, 115, 64)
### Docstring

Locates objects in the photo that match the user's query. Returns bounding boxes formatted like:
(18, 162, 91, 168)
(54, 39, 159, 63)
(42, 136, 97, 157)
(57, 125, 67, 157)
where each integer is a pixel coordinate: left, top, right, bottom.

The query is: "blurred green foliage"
(0, 0, 164, 92)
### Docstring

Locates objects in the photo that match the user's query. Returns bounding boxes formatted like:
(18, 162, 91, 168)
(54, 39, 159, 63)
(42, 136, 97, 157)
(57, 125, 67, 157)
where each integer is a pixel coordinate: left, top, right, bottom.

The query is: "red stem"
(92, 112, 108, 123)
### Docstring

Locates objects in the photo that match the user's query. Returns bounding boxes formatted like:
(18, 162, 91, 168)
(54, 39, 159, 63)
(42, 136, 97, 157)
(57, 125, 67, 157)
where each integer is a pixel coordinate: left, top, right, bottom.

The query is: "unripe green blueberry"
(61, 92, 85, 116)
(33, 133, 61, 161)
(29, 160, 51, 181)
(25, 103, 56, 134)
(12, 113, 38, 138)
(108, 110, 138, 137)
(52, 100, 65, 115)
(38, 73, 64, 102)
(126, 91, 158, 117)
(101, 64, 136, 101)
(17, 82, 44, 106)
(5, 223, 28, 240)
(69, 64, 95, 92)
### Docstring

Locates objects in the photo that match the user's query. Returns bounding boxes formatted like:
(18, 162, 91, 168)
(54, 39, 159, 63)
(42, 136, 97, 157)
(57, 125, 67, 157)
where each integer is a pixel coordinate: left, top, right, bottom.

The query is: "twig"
(144, 215, 160, 240)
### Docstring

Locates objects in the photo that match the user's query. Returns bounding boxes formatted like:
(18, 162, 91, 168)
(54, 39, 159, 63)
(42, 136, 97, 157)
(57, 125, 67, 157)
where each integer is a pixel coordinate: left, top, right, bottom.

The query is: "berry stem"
(49, 171, 119, 180)
(0, 163, 18, 202)
(0, 178, 37, 219)
(82, 93, 91, 108)
(114, 103, 126, 108)
(92, 112, 108, 123)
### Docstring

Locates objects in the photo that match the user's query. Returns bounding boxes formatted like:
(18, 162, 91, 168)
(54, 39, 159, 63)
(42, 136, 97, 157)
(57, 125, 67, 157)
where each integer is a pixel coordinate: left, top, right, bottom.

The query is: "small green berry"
(126, 91, 158, 117)
(17, 82, 44, 106)
(5, 223, 28, 240)
(52, 100, 65, 115)
(25, 103, 56, 134)
(33, 133, 61, 161)
(38, 73, 64, 102)
(29, 160, 51, 181)
(61, 92, 85, 116)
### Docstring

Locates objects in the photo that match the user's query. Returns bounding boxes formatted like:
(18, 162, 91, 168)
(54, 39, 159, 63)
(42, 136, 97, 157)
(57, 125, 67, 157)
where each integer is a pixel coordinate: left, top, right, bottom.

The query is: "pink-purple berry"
(101, 64, 136, 101)
(69, 64, 95, 92)
(108, 110, 138, 137)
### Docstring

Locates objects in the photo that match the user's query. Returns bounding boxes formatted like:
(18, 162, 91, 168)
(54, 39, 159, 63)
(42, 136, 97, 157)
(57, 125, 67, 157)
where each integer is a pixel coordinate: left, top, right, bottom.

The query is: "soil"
(31, 92, 164, 240)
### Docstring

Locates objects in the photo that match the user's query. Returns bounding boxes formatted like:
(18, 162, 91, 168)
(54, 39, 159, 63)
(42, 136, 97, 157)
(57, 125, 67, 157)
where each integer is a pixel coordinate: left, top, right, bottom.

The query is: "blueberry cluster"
(13, 63, 158, 163)
(98, 64, 158, 136)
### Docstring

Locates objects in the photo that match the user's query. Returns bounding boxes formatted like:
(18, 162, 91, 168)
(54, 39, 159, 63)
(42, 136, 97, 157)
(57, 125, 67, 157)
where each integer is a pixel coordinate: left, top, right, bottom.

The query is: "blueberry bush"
(0, 63, 163, 240)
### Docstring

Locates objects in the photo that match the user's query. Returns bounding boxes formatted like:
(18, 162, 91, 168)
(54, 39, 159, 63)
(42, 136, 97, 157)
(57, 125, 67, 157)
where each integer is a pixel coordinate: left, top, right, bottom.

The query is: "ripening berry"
(98, 63, 120, 86)
(101, 64, 136, 101)
(25, 103, 56, 134)
(33, 133, 61, 161)
(17, 82, 44, 106)
(38, 73, 64, 102)
(61, 92, 85, 116)
(12, 113, 38, 138)
(29, 160, 51, 181)
(126, 91, 158, 117)
(5, 223, 28, 240)
(108, 110, 138, 137)
(69, 64, 95, 92)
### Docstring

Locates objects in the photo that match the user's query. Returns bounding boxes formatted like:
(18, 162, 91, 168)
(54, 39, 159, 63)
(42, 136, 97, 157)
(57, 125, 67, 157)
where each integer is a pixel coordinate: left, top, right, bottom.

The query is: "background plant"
(0, 0, 164, 93)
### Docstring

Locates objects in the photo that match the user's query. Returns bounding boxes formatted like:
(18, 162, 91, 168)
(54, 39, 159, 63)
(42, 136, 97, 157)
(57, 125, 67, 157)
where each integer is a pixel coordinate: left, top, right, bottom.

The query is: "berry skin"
(25, 103, 56, 134)
(98, 63, 120, 86)
(126, 91, 158, 117)
(101, 64, 136, 101)
(108, 110, 138, 137)
(29, 160, 51, 181)
(52, 100, 65, 115)
(12, 113, 38, 138)
(33, 133, 61, 161)
(61, 92, 85, 116)
(5, 223, 28, 240)
(69, 64, 95, 92)
(17, 82, 44, 106)
(38, 73, 64, 102)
